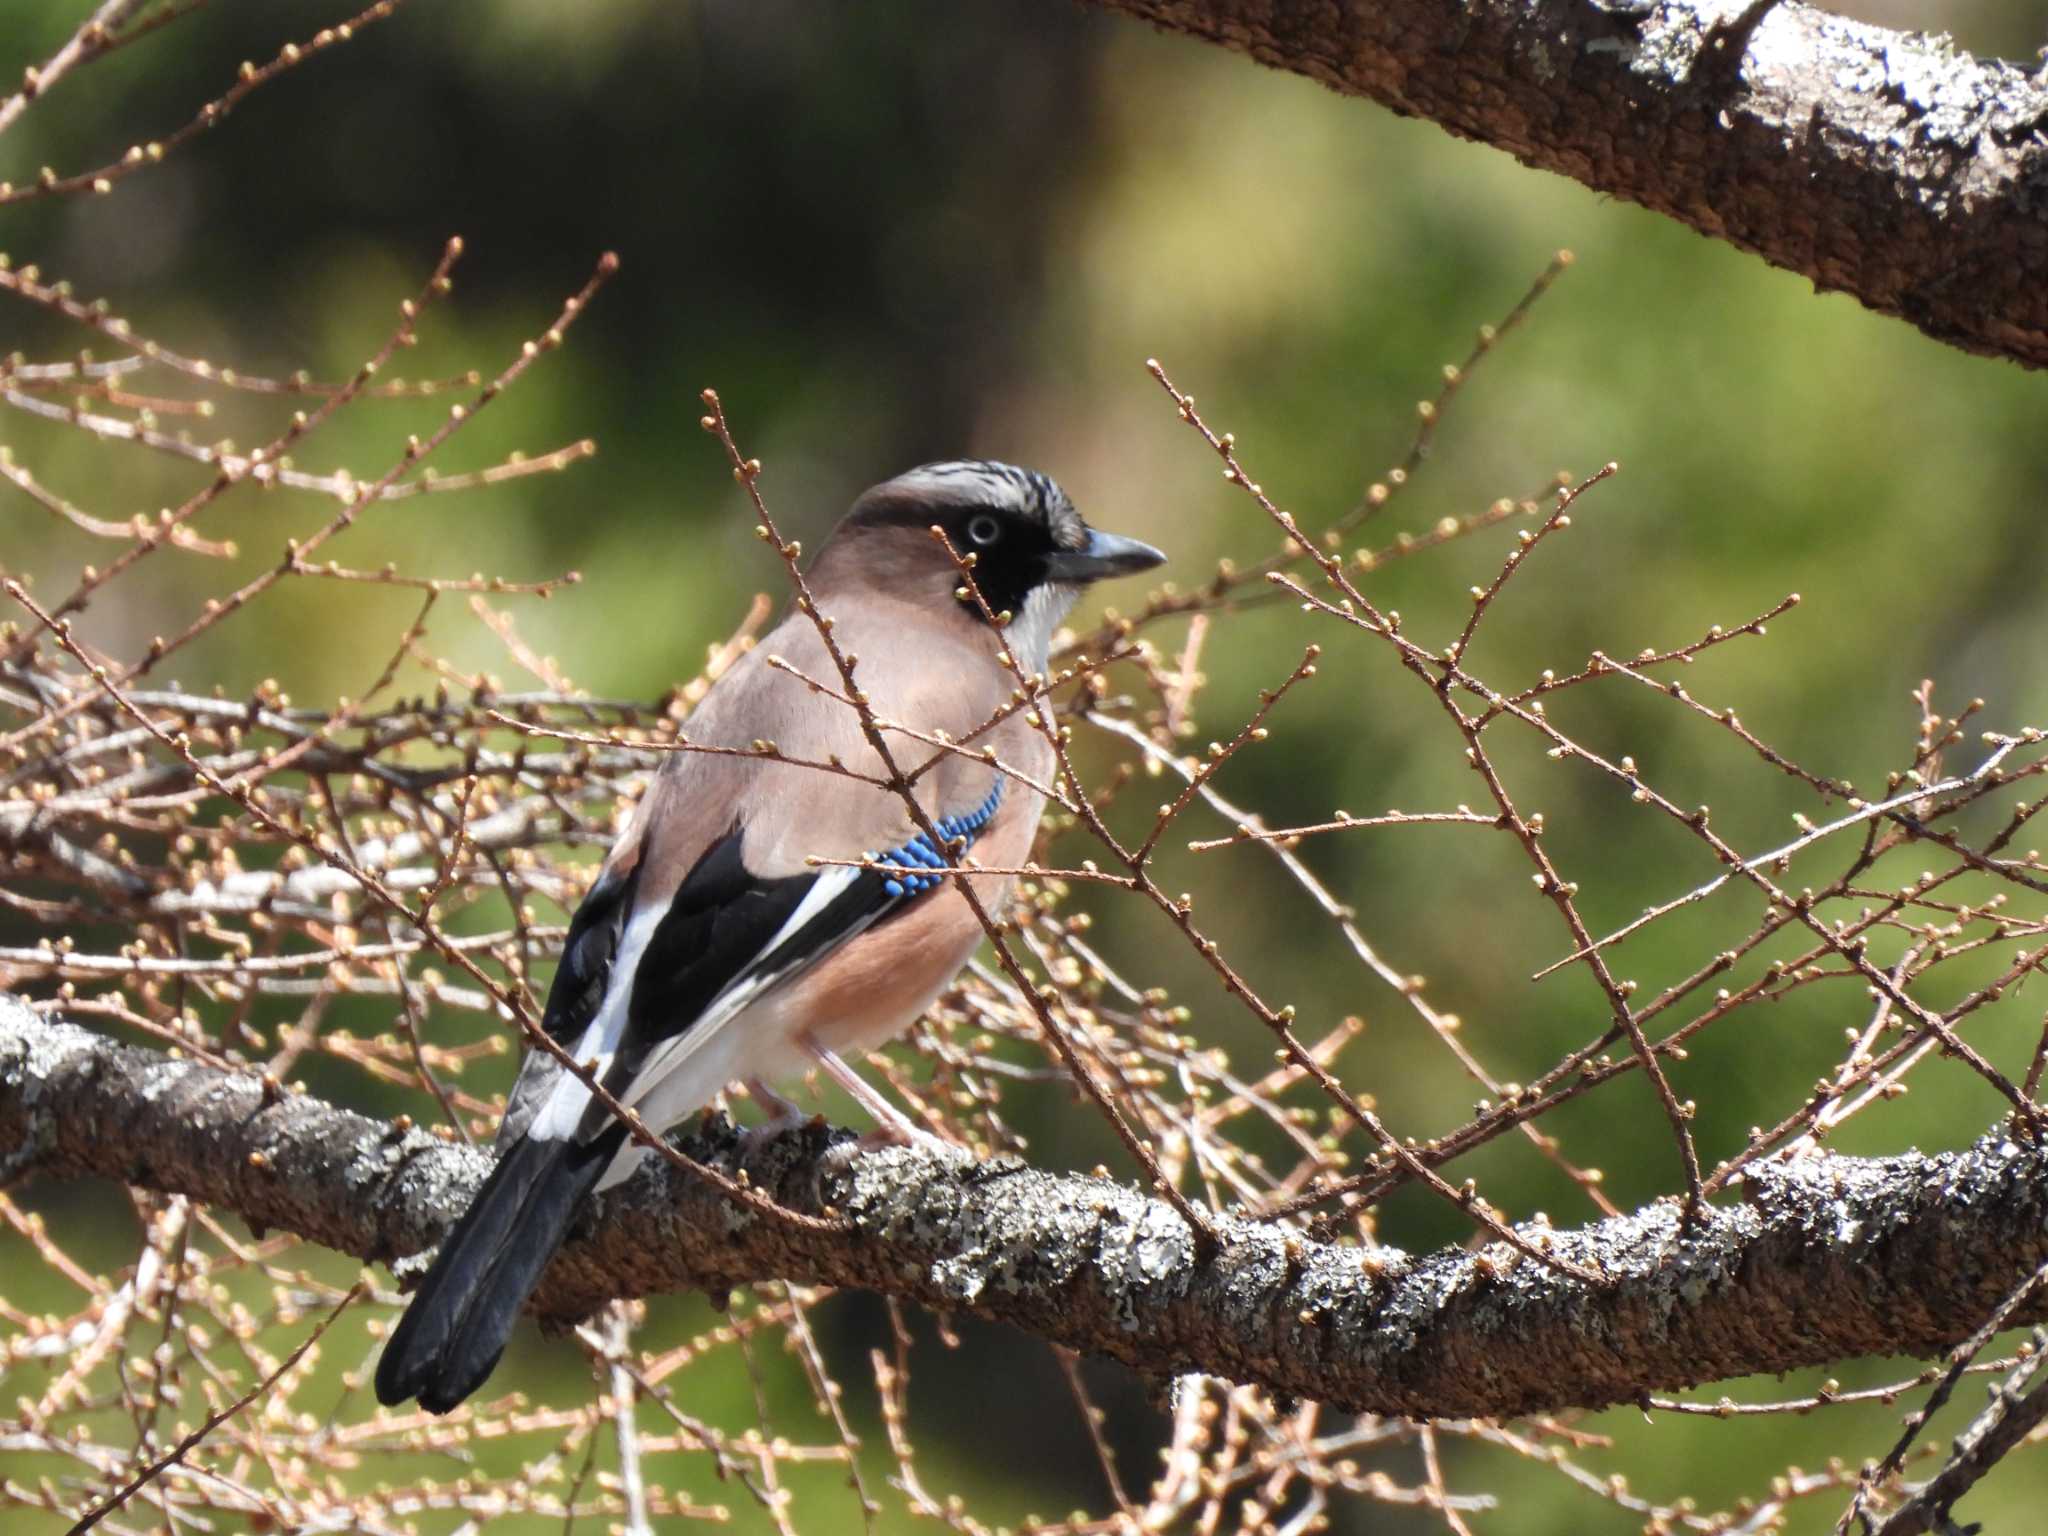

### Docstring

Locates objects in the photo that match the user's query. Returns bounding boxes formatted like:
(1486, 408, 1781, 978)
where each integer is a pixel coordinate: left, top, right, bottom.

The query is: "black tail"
(375, 1129, 620, 1413)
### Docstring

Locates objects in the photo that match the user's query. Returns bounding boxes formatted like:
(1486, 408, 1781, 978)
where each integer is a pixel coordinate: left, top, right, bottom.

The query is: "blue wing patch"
(871, 780, 1004, 897)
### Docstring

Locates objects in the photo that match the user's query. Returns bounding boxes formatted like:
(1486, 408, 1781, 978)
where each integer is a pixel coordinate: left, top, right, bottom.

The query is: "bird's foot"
(804, 1040, 956, 1157)
(740, 1076, 813, 1137)
(817, 1119, 958, 1185)
(848, 1118, 955, 1156)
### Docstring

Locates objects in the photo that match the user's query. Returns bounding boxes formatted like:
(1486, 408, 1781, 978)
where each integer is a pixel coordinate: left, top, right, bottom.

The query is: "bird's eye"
(966, 514, 1002, 547)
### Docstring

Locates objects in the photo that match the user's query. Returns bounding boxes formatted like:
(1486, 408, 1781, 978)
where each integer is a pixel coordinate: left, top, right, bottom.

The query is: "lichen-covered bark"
(1077, 0, 2048, 369)
(5, 996, 2047, 1418)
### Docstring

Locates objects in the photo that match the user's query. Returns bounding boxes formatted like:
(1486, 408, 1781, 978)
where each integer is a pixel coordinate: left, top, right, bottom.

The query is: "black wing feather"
(607, 830, 900, 1094)
(537, 859, 641, 1049)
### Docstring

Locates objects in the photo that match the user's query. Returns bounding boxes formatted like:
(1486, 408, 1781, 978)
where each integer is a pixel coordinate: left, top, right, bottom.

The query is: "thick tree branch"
(4, 994, 2046, 1419)
(1079, 0, 2048, 369)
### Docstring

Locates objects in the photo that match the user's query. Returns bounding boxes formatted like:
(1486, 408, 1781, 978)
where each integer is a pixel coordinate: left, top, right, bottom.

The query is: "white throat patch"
(1004, 580, 1077, 676)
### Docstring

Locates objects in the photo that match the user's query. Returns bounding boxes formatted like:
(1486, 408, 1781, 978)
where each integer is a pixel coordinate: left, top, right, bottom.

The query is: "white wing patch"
(529, 865, 870, 1146)
(594, 865, 867, 1135)
(757, 863, 862, 961)
(530, 900, 666, 1142)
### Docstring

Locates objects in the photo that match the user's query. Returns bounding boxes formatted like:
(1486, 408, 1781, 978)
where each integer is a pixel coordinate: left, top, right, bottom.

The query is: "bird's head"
(820, 460, 1165, 670)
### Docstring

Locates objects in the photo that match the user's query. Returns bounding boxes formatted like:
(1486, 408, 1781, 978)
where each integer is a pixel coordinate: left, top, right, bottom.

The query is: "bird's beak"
(1045, 528, 1166, 584)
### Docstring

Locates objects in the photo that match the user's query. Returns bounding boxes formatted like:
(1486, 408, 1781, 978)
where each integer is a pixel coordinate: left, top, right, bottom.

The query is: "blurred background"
(5, 1, 2048, 1530)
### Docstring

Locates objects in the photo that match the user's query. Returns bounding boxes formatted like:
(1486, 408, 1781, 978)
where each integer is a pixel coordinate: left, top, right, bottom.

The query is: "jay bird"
(374, 461, 1164, 1412)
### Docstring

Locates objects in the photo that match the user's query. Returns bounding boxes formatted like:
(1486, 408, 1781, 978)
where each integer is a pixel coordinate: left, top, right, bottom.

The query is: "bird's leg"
(741, 1077, 809, 1136)
(802, 1037, 953, 1152)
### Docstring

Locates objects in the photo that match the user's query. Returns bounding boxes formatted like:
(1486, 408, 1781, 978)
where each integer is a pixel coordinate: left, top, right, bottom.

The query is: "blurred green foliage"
(6, 0, 2048, 1530)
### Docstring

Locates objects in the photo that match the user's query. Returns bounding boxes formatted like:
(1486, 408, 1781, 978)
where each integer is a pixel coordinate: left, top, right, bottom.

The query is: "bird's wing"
(518, 616, 1014, 1148)
(530, 783, 1004, 1144)
(494, 820, 644, 1147)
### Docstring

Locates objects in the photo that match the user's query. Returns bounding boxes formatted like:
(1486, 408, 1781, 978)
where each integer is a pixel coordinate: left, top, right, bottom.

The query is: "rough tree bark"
(1075, 0, 2048, 369)
(6, 996, 2046, 1420)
